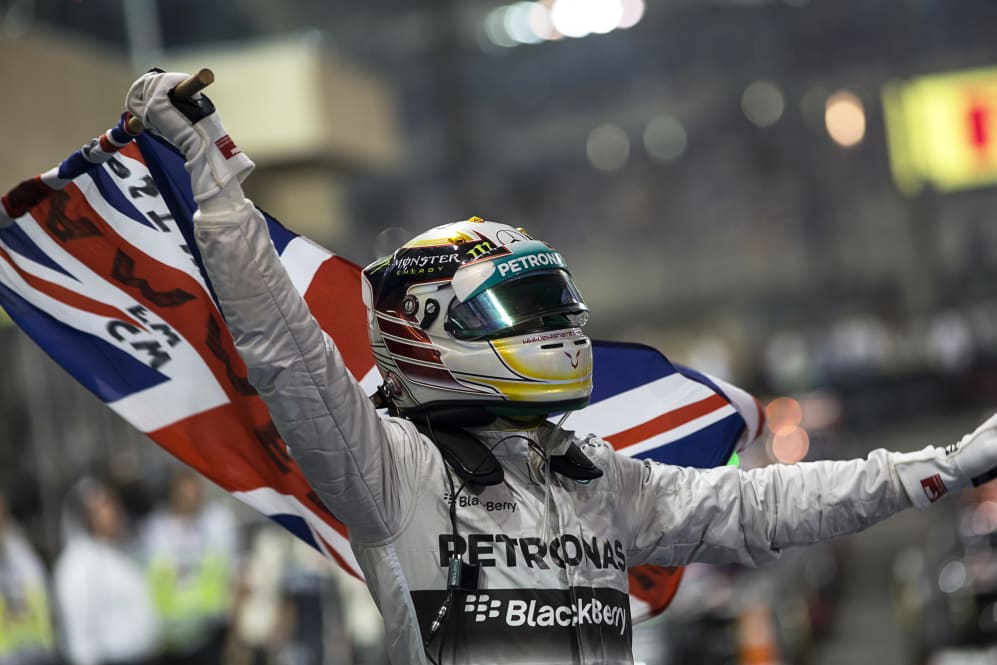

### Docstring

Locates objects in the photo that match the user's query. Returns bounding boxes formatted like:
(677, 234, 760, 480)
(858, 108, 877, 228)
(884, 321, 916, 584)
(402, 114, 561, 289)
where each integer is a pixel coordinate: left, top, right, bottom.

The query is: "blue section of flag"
(634, 413, 745, 468)
(265, 215, 297, 255)
(135, 134, 298, 281)
(136, 135, 202, 256)
(91, 167, 154, 229)
(589, 341, 747, 469)
(269, 513, 320, 551)
(0, 224, 73, 279)
(57, 151, 93, 182)
(590, 341, 678, 404)
(0, 281, 170, 402)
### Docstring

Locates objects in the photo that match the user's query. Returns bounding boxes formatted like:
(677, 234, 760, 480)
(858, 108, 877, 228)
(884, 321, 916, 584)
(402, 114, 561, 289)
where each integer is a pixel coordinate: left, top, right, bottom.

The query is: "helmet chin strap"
(370, 384, 400, 417)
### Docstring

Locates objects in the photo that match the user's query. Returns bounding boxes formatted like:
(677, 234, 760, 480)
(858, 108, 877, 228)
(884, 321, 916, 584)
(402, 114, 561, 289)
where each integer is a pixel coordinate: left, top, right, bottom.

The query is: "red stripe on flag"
(98, 133, 116, 153)
(628, 565, 684, 618)
(149, 403, 352, 539)
(605, 393, 730, 450)
(0, 243, 143, 328)
(315, 532, 362, 580)
(37, 180, 269, 408)
(303, 258, 376, 381)
(2, 176, 54, 219)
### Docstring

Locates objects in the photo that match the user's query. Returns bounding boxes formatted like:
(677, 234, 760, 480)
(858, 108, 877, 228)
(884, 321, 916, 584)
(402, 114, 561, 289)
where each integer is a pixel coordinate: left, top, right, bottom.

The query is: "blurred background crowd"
(2, 0, 997, 663)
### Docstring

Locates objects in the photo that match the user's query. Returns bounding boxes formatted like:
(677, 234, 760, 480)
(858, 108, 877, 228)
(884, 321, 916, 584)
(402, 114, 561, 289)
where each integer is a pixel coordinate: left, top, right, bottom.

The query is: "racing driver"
(126, 70, 997, 665)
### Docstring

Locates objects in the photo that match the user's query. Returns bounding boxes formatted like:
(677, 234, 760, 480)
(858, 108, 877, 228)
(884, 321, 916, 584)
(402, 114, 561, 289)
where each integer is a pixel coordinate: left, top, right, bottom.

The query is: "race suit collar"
(469, 419, 575, 459)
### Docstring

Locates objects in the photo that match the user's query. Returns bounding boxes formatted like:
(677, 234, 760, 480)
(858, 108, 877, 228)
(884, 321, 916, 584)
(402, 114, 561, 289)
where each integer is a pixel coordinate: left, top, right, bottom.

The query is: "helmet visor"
(446, 269, 589, 341)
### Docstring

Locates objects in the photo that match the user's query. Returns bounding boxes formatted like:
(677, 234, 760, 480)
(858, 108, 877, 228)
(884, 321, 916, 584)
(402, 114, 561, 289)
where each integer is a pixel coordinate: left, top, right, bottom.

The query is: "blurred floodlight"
(643, 113, 687, 162)
(591, 0, 625, 34)
(551, 0, 592, 38)
(825, 90, 865, 147)
(766, 397, 803, 436)
(487, 0, 641, 46)
(485, 6, 518, 48)
(938, 560, 967, 594)
(506, 2, 543, 44)
(587, 124, 630, 172)
(618, 0, 646, 28)
(741, 80, 785, 127)
(528, 2, 557, 40)
(771, 426, 809, 464)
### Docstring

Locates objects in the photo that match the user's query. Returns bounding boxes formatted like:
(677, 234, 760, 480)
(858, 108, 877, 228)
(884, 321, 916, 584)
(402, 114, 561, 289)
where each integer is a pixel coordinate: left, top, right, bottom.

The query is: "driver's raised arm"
(125, 70, 430, 544)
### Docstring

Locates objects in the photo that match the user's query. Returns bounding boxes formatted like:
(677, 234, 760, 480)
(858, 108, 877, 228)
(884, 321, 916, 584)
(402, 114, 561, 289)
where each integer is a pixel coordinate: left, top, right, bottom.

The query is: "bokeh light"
(825, 90, 866, 147)
(484, 6, 517, 48)
(527, 2, 556, 41)
(766, 396, 803, 435)
(643, 113, 687, 162)
(938, 560, 967, 594)
(485, 0, 644, 46)
(771, 426, 810, 463)
(741, 80, 785, 128)
(587, 123, 630, 172)
(505, 2, 543, 44)
(617, 0, 646, 29)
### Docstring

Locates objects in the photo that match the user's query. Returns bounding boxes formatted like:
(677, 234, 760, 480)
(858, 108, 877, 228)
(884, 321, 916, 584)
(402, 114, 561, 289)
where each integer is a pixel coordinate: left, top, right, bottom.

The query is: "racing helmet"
(361, 217, 592, 422)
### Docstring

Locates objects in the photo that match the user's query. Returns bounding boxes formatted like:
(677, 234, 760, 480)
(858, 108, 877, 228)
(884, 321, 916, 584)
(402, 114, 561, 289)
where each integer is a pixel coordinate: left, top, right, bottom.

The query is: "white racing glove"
(125, 70, 254, 202)
(893, 413, 997, 509)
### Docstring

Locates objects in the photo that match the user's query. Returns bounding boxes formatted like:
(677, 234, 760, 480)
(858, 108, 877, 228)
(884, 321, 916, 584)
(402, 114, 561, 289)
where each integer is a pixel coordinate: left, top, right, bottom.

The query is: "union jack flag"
(0, 118, 763, 623)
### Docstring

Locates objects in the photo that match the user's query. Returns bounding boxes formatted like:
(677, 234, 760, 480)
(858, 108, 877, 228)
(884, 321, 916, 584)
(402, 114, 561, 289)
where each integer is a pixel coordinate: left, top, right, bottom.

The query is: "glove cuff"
(892, 446, 966, 509)
(184, 117, 255, 203)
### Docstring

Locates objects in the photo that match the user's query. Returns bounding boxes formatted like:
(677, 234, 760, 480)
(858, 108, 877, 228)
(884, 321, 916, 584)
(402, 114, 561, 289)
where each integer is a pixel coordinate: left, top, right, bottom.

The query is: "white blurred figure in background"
(53, 479, 159, 665)
(226, 524, 373, 665)
(0, 493, 57, 665)
(142, 467, 238, 665)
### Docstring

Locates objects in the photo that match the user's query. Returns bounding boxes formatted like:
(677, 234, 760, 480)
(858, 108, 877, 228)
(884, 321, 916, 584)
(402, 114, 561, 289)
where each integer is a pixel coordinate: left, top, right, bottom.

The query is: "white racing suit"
(192, 188, 913, 664)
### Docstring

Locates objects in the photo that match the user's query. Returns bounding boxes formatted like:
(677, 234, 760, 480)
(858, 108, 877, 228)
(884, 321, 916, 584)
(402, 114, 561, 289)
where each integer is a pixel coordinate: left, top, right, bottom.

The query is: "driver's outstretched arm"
(612, 413, 997, 567)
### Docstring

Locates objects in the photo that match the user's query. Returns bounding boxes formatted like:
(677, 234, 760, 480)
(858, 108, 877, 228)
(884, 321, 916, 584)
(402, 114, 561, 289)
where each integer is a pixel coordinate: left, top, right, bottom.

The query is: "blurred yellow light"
(883, 66, 997, 195)
(771, 426, 810, 464)
(765, 397, 802, 435)
(825, 91, 866, 147)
